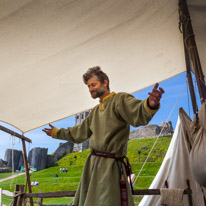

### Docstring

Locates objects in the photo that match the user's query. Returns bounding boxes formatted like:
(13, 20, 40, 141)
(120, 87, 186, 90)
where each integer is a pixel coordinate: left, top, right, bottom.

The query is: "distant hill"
(129, 121, 173, 139)
(58, 135, 172, 166)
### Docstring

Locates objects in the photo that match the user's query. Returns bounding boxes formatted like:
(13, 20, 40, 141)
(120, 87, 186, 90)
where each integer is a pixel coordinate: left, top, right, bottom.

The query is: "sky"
(0, 72, 201, 159)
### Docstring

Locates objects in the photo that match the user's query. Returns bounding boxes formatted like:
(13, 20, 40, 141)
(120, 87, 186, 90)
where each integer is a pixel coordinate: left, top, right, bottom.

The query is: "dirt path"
(0, 172, 26, 183)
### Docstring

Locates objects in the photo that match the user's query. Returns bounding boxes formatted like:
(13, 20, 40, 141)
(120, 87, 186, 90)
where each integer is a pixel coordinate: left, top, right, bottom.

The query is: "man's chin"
(90, 90, 104, 99)
(90, 93, 98, 99)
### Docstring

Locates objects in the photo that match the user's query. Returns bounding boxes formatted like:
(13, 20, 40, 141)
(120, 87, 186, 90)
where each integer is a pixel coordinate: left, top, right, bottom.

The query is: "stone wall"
(82, 140, 89, 151)
(0, 159, 7, 167)
(46, 154, 55, 168)
(73, 110, 91, 152)
(28, 147, 48, 171)
(46, 141, 74, 167)
(0, 168, 11, 173)
(4, 149, 23, 171)
(53, 142, 74, 161)
(0, 159, 11, 173)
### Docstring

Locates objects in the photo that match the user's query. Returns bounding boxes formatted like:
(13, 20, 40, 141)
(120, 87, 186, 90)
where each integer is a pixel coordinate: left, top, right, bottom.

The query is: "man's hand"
(148, 83, 165, 108)
(42, 124, 54, 136)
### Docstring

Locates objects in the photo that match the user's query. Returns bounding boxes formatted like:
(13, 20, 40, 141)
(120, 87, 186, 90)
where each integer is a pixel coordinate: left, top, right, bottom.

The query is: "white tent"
(0, 0, 205, 133)
(139, 108, 205, 205)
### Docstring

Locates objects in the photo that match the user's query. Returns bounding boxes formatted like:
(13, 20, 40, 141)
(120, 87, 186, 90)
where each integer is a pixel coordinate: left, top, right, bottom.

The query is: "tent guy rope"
(133, 82, 187, 186)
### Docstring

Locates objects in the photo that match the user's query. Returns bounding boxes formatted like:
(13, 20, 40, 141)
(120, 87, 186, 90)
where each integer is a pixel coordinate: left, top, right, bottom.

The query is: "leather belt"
(91, 149, 134, 196)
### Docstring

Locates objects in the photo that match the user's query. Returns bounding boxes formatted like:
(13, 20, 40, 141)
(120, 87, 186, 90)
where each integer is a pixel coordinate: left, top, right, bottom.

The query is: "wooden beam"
(24, 189, 191, 198)
(133, 189, 190, 195)
(25, 191, 76, 198)
(22, 140, 34, 206)
(0, 125, 31, 143)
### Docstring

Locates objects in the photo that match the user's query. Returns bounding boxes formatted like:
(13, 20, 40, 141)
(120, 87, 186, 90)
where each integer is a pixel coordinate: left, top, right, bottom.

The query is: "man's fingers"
(43, 128, 51, 131)
(153, 83, 159, 90)
(149, 93, 160, 102)
(152, 83, 165, 95)
(49, 124, 54, 128)
(148, 92, 161, 99)
(159, 87, 165, 94)
(148, 83, 164, 108)
(42, 124, 54, 137)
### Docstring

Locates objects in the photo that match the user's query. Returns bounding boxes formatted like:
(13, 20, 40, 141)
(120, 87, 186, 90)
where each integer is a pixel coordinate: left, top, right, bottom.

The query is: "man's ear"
(103, 80, 108, 88)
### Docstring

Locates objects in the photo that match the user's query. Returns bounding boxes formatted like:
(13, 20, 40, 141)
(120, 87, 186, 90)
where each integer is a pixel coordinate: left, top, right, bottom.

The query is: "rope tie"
(133, 83, 187, 186)
(10, 135, 15, 189)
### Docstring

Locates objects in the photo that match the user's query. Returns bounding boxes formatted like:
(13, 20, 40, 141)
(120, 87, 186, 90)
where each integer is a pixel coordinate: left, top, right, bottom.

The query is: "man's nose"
(89, 87, 93, 92)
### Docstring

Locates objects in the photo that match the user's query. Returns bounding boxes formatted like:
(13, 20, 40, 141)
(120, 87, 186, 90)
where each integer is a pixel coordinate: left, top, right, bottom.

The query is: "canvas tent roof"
(0, 0, 205, 133)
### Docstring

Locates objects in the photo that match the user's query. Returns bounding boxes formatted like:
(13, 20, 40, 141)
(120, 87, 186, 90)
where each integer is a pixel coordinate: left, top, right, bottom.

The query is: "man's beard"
(90, 87, 105, 99)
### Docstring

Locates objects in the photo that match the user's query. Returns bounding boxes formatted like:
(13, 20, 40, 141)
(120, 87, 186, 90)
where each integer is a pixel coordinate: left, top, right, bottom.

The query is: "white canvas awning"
(0, 0, 205, 133)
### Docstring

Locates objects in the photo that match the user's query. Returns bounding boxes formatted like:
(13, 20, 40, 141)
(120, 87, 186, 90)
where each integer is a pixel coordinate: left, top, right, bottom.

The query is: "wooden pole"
(17, 185, 25, 206)
(25, 191, 76, 198)
(186, 179, 193, 206)
(21, 140, 33, 206)
(13, 185, 20, 206)
(133, 189, 190, 195)
(37, 190, 43, 206)
(0, 125, 32, 205)
(184, 43, 198, 114)
(0, 188, 2, 206)
(179, 0, 206, 102)
(0, 125, 31, 143)
(24, 189, 191, 198)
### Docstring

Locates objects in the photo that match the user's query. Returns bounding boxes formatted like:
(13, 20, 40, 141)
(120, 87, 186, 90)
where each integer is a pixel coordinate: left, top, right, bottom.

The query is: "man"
(43, 66, 164, 206)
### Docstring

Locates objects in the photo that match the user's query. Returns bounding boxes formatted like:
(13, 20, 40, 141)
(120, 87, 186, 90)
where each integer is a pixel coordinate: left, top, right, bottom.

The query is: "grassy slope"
(0, 172, 16, 179)
(0, 136, 171, 205)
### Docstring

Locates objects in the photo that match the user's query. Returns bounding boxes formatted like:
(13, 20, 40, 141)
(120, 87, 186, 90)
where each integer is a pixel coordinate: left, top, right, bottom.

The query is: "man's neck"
(99, 90, 110, 102)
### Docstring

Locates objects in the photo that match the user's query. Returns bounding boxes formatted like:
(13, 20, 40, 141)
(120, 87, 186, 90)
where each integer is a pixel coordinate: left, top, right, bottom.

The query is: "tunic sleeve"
(116, 93, 160, 127)
(51, 115, 92, 144)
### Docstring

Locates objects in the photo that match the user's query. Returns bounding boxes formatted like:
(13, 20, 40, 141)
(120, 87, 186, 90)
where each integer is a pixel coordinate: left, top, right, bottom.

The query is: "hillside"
(0, 136, 171, 205)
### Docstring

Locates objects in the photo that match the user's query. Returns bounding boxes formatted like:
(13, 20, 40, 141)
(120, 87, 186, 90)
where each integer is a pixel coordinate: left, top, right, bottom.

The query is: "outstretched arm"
(42, 117, 92, 143)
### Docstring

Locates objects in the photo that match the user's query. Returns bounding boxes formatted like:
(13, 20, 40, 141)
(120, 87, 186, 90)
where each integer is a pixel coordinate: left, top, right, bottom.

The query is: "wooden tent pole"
(184, 42, 198, 114)
(0, 125, 31, 143)
(22, 139, 34, 206)
(179, 0, 198, 114)
(0, 125, 33, 205)
(179, 0, 206, 103)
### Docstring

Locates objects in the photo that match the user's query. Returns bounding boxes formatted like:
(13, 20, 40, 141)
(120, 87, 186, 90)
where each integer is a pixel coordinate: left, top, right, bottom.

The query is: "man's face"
(87, 77, 105, 99)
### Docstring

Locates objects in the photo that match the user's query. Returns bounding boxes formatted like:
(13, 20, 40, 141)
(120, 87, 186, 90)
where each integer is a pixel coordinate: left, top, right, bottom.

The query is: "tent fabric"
(189, 102, 206, 187)
(139, 108, 205, 206)
(160, 188, 184, 206)
(0, 0, 205, 133)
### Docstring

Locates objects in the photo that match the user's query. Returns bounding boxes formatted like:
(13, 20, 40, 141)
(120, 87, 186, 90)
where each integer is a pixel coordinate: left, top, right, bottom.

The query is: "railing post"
(13, 185, 25, 206)
(13, 185, 19, 206)
(17, 185, 25, 206)
(37, 190, 43, 206)
(0, 188, 2, 206)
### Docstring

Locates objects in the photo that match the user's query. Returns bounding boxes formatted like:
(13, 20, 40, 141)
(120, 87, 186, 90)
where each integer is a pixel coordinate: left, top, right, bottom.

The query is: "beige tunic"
(52, 92, 159, 206)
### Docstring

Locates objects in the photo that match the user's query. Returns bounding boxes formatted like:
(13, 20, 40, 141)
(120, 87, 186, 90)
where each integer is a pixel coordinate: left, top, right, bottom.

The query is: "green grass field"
(0, 172, 15, 179)
(0, 136, 171, 205)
